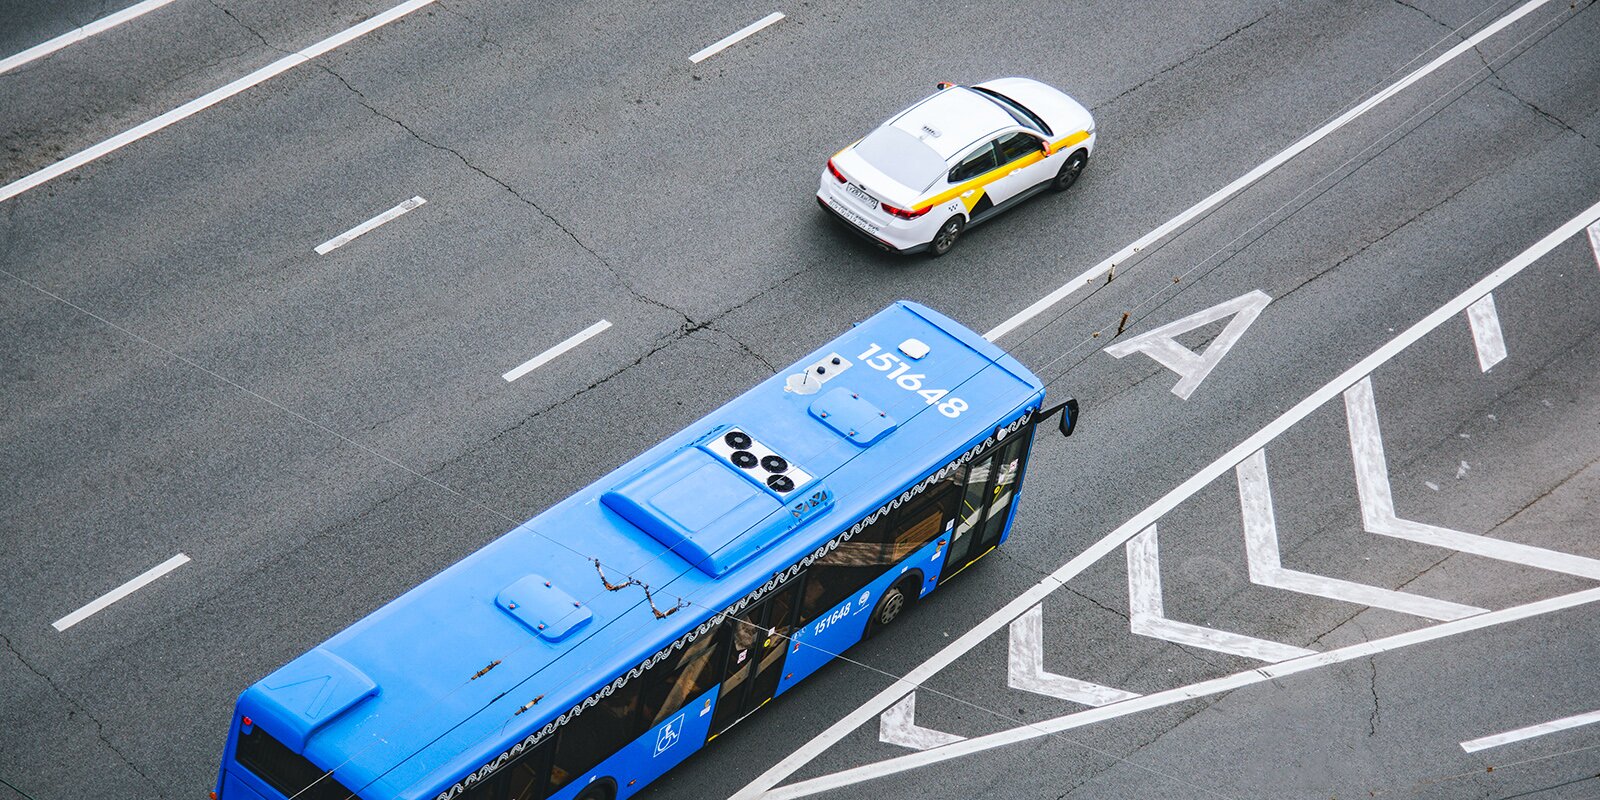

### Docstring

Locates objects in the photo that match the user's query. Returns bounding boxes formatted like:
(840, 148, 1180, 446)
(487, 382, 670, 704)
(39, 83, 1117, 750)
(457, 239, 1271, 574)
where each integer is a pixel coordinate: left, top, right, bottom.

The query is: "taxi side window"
(949, 143, 999, 183)
(995, 132, 1044, 165)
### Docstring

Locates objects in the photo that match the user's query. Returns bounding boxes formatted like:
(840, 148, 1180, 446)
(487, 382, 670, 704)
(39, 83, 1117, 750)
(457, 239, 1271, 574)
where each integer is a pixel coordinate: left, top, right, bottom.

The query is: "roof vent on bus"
(809, 387, 897, 446)
(601, 427, 833, 577)
(496, 574, 592, 643)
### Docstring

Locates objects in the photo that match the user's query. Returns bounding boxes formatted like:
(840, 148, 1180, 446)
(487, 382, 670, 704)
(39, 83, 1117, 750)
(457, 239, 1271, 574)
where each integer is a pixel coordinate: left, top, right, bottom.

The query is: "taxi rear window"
(854, 126, 946, 190)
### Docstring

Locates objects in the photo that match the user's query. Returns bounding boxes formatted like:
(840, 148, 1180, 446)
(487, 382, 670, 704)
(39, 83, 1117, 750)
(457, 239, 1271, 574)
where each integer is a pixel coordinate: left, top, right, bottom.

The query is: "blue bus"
(215, 301, 1075, 800)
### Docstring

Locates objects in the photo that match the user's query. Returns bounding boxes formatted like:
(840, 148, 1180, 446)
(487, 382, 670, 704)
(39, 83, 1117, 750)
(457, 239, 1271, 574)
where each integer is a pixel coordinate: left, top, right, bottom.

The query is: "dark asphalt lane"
(1, 0, 1598, 798)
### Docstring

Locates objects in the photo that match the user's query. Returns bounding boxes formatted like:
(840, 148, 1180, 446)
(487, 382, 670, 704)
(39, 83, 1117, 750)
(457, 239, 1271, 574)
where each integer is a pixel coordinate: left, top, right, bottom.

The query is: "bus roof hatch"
(600, 427, 833, 577)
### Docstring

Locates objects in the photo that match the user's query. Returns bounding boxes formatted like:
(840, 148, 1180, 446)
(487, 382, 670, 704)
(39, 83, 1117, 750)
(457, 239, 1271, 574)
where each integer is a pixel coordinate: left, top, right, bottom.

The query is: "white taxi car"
(817, 78, 1096, 257)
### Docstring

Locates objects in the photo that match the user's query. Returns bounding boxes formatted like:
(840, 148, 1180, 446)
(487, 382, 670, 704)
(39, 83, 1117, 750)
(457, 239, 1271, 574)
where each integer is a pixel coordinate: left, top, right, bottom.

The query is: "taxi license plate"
(829, 198, 880, 233)
(844, 184, 877, 209)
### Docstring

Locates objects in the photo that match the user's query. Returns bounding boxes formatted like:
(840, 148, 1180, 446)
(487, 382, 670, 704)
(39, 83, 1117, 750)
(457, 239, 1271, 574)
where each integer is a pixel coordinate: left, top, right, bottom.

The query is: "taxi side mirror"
(936, 81, 955, 90)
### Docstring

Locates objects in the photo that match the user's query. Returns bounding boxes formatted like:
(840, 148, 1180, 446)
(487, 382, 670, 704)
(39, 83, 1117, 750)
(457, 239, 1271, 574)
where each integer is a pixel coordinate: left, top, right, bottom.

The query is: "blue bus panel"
(217, 302, 1048, 800)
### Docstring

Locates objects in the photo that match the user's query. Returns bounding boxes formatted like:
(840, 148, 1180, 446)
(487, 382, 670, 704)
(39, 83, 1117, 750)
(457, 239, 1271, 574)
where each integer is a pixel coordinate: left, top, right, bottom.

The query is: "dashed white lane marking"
(878, 693, 964, 751)
(1345, 376, 1600, 579)
(689, 12, 784, 63)
(1465, 293, 1507, 372)
(981, 0, 1559, 343)
(1588, 221, 1600, 269)
(729, 197, 1600, 800)
(52, 553, 190, 632)
(315, 196, 426, 254)
(502, 320, 612, 382)
(1126, 524, 1315, 661)
(1460, 708, 1600, 753)
(1238, 449, 1485, 621)
(1007, 605, 1139, 706)
(759, 587, 1600, 799)
(0, 0, 439, 204)
(0, 0, 178, 76)
(1102, 290, 1270, 400)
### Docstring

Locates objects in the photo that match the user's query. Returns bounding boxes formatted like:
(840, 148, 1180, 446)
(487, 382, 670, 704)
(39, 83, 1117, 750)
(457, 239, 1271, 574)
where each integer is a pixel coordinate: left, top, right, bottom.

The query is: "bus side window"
(459, 737, 553, 800)
(548, 678, 643, 792)
(638, 628, 724, 729)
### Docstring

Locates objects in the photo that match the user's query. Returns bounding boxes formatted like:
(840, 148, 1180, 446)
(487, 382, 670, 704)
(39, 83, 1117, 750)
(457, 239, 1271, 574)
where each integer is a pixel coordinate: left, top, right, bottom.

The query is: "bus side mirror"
(1057, 398, 1080, 437)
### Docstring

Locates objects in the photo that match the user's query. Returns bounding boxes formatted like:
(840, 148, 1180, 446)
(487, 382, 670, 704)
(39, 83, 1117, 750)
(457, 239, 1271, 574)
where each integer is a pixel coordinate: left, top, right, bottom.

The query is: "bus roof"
(235, 302, 1044, 798)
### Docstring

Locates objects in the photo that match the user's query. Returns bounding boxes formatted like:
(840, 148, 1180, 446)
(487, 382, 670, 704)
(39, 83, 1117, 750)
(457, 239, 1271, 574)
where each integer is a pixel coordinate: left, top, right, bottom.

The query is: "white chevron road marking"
(878, 692, 965, 751)
(1237, 449, 1485, 620)
(1007, 605, 1139, 706)
(1345, 376, 1600, 580)
(1126, 524, 1315, 661)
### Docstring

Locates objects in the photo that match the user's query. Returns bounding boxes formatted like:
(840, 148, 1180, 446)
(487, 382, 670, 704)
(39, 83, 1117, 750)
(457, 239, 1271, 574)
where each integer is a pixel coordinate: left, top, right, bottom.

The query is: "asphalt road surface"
(3, 0, 1598, 798)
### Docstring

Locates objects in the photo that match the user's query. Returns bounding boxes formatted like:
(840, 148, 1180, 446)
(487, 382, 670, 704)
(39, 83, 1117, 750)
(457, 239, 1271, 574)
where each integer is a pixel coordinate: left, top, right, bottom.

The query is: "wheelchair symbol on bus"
(654, 713, 686, 756)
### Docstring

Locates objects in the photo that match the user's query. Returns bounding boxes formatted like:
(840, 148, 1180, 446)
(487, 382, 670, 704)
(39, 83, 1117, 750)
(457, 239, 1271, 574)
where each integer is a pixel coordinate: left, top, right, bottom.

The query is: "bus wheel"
(870, 576, 920, 634)
(574, 778, 617, 800)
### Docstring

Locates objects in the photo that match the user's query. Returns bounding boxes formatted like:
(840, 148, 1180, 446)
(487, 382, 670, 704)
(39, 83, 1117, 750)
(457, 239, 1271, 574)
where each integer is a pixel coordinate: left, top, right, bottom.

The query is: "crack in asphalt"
(0, 632, 168, 799)
(1389, 0, 1458, 34)
(1366, 655, 1381, 736)
(1100, 10, 1273, 108)
(707, 323, 778, 374)
(1490, 75, 1598, 151)
(435, 0, 505, 52)
(205, 0, 290, 55)
(316, 63, 698, 331)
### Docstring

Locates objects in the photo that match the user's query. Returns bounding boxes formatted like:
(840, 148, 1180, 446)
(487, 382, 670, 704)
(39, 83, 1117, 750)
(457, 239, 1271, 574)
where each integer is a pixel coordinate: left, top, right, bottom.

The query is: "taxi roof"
(886, 87, 1016, 160)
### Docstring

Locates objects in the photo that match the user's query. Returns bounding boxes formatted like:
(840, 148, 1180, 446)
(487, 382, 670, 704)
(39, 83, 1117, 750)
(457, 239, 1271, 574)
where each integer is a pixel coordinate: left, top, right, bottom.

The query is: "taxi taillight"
(826, 159, 847, 183)
(882, 203, 930, 220)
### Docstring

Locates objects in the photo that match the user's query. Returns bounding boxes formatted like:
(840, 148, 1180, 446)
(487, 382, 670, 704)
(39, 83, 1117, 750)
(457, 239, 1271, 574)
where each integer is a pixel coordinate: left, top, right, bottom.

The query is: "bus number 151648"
(857, 343, 968, 417)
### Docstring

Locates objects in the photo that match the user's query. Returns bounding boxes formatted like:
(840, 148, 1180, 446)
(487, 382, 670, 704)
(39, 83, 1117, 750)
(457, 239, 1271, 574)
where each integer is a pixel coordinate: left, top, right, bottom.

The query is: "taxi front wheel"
(928, 216, 965, 257)
(1052, 150, 1088, 192)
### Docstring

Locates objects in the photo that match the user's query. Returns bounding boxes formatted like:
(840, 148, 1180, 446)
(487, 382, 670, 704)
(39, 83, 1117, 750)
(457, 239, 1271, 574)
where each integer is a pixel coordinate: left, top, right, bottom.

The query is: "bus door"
(708, 579, 802, 736)
(941, 434, 1029, 581)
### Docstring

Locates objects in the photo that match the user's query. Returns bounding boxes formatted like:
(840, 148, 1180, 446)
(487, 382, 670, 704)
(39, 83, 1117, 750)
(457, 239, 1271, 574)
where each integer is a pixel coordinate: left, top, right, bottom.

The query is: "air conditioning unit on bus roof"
(600, 427, 833, 578)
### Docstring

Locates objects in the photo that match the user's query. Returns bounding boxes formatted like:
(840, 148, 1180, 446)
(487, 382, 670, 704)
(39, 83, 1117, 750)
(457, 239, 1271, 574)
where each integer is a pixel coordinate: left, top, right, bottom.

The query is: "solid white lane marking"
(689, 12, 785, 63)
(1465, 293, 1507, 372)
(315, 196, 426, 254)
(982, 0, 1558, 343)
(1007, 605, 1139, 706)
(728, 198, 1600, 800)
(1102, 290, 1270, 400)
(760, 587, 1600, 798)
(878, 693, 965, 751)
(1126, 524, 1314, 661)
(1238, 449, 1485, 620)
(1588, 221, 1600, 269)
(0, 0, 439, 204)
(1345, 376, 1600, 579)
(52, 553, 190, 631)
(0, 0, 178, 76)
(1460, 708, 1600, 753)
(502, 320, 612, 382)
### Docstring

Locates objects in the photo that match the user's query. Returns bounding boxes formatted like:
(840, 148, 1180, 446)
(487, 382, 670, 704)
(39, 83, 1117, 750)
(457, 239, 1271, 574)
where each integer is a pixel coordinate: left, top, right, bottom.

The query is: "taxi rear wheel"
(1052, 150, 1088, 192)
(929, 216, 965, 257)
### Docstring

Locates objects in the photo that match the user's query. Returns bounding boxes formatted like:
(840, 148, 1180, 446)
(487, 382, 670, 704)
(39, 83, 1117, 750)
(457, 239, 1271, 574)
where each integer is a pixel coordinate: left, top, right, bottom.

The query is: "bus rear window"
(235, 724, 360, 800)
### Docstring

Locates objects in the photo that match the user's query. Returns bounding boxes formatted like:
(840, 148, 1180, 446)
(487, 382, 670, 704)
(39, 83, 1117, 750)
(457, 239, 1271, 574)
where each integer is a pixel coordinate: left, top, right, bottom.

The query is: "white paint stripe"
(1007, 605, 1139, 706)
(981, 0, 1557, 343)
(1587, 221, 1600, 269)
(728, 197, 1600, 800)
(51, 553, 190, 631)
(878, 693, 965, 751)
(1465, 293, 1507, 372)
(762, 587, 1600, 799)
(1237, 450, 1484, 621)
(0, 0, 178, 76)
(502, 320, 612, 382)
(689, 12, 785, 63)
(315, 196, 426, 254)
(0, 0, 439, 204)
(1126, 525, 1315, 661)
(1345, 376, 1600, 579)
(1460, 708, 1600, 753)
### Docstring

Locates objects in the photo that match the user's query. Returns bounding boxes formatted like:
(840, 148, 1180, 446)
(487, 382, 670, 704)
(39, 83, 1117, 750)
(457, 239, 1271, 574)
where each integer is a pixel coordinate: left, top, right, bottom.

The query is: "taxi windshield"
(854, 126, 947, 191)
